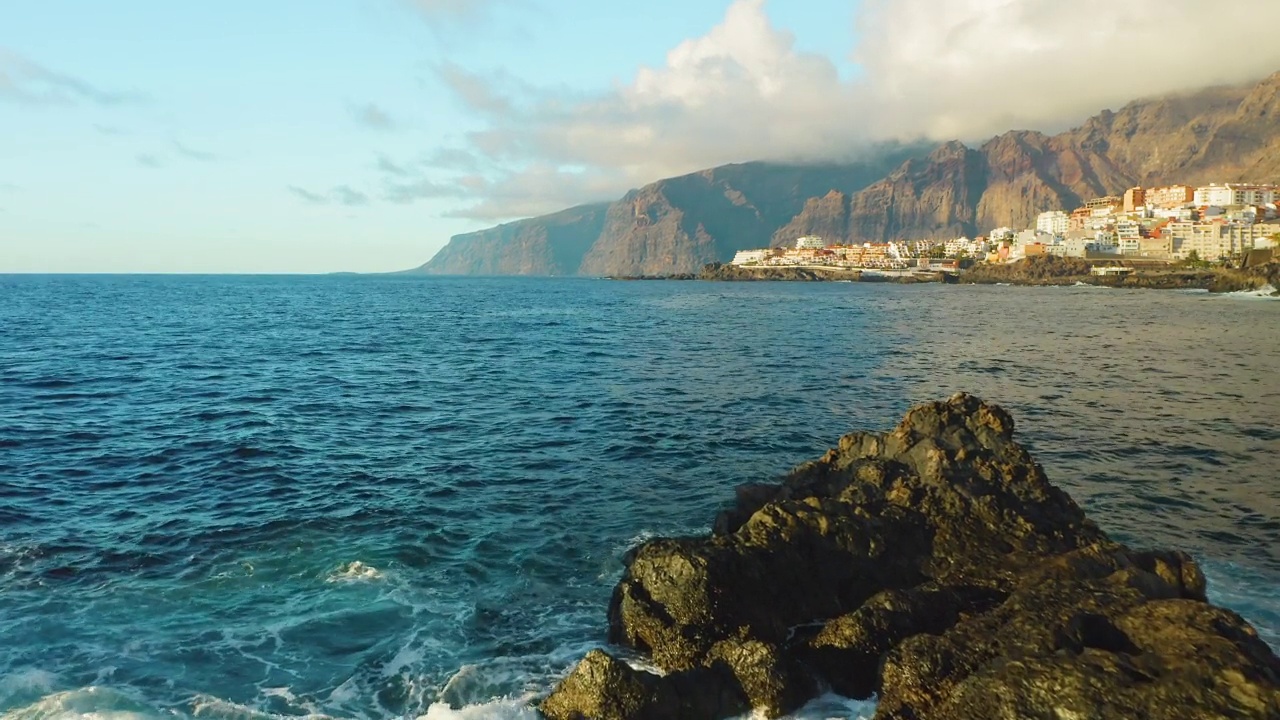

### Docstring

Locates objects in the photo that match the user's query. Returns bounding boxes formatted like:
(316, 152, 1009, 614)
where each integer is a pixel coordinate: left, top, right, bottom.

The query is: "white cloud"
(406, 0, 514, 27)
(0, 49, 145, 106)
(422, 0, 1280, 221)
(350, 102, 395, 131)
(854, 0, 1280, 139)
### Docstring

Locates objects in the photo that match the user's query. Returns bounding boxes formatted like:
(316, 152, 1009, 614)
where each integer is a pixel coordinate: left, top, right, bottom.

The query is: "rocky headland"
(415, 72, 1280, 277)
(541, 395, 1280, 719)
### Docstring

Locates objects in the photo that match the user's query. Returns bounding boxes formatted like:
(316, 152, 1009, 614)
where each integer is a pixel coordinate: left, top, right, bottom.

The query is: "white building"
(794, 236, 826, 250)
(1061, 235, 1092, 257)
(731, 249, 769, 266)
(1227, 207, 1259, 224)
(1194, 184, 1278, 208)
(1036, 211, 1070, 236)
(1116, 220, 1143, 255)
(1091, 230, 1119, 254)
(988, 227, 1016, 243)
(1165, 221, 1275, 260)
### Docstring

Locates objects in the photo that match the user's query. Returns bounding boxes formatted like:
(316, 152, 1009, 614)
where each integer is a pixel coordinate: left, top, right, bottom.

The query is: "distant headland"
(414, 72, 1280, 278)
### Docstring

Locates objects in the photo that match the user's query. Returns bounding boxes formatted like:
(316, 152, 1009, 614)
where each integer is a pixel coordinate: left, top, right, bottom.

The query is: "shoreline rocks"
(542, 394, 1280, 719)
(606, 258, 1280, 293)
(961, 256, 1280, 293)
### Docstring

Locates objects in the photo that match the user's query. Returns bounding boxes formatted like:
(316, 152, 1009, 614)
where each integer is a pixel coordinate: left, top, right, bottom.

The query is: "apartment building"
(1145, 185, 1194, 209)
(1194, 184, 1277, 208)
(1036, 210, 1069, 235)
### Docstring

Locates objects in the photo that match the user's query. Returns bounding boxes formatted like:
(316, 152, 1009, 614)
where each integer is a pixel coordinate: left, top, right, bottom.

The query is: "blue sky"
(0, 0, 857, 273)
(3, 0, 1277, 273)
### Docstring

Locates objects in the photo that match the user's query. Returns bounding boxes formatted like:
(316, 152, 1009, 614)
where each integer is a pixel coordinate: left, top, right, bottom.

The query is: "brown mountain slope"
(846, 72, 1280, 240)
(417, 149, 925, 276)
(770, 190, 852, 246)
(417, 72, 1280, 275)
(414, 203, 610, 276)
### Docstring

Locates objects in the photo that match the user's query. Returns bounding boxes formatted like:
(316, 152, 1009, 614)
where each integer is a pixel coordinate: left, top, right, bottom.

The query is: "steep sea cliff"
(417, 72, 1280, 277)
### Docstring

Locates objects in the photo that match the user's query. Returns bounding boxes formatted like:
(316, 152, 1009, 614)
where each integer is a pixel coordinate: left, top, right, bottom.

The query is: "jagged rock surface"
(541, 395, 1280, 720)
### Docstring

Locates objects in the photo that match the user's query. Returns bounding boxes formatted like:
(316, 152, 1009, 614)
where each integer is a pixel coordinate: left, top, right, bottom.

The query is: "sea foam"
(324, 561, 384, 583)
(1225, 283, 1279, 299)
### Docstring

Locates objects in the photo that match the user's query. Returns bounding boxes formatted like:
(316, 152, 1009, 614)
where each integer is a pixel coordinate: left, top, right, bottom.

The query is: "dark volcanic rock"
(542, 394, 1280, 720)
(696, 263, 855, 281)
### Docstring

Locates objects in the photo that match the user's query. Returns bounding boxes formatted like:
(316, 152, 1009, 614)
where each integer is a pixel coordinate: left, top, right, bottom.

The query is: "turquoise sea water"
(1, 276, 1277, 719)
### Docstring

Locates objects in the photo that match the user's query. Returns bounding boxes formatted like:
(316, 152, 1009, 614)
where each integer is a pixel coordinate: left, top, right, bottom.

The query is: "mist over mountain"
(415, 72, 1280, 276)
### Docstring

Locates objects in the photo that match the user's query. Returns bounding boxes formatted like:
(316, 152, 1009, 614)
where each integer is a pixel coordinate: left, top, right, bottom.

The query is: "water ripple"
(0, 275, 1276, 719)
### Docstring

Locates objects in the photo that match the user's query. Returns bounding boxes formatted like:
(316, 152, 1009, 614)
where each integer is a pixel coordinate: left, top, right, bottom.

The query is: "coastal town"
(730, 183, 1280, 272)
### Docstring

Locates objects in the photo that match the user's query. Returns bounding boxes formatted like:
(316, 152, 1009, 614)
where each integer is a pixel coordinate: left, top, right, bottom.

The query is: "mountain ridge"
(415, 72, 1280, 276)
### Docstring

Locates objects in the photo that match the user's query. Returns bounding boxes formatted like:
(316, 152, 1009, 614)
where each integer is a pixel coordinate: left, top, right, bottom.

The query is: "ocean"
(1, 275, 1277, 720)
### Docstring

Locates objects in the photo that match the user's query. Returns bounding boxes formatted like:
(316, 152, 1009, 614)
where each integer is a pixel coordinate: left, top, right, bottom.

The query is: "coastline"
(609, 259, 1280, 294)
(609, 264, 953, 284)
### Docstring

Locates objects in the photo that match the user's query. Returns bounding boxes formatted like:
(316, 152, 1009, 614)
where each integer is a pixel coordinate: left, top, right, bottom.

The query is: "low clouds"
(0, 49, 145, 106)
(350, 102, 395, 131)
(173, 141, 216, 162)
(130, 141, 216, 169)
(853, 0, 1280, 140)
(419, 0, 1280, 222)
(289, 184, 371, 207)
(408, 0, 511, 26)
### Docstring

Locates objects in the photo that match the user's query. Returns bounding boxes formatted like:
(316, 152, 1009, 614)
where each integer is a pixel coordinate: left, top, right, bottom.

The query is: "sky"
(3, 0, 1280, 273)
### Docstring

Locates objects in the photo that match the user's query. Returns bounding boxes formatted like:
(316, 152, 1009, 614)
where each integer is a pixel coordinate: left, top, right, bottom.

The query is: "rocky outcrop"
(542, 395, 1280, 720)
(961, 257, 1280, 292)
(695, 263, 857, 282)
(417, 72, 1280, 276)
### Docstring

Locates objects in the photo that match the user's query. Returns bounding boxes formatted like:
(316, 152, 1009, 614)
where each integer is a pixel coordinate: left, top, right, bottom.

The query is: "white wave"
(0, 687, 155, 720)
(416, 689, 874, 720)
(772, 693, 877, 720)
(619, 530, 657, 554)
(325, 561, 384, 583)
(1224, 283, 1279, 299)
(0, 669, 61, 708)
(188, 695, 337, 720)
(419, 695, 541, 720)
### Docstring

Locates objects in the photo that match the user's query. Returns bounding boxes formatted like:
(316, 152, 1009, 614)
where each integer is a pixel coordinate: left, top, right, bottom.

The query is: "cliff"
(409, 203, 610, 276)
(417, 72, 1280, 276)
(416, 152, 923, 276)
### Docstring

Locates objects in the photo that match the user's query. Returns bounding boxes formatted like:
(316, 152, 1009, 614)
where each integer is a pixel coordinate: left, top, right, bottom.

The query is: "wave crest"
(325, 561, 384, 583)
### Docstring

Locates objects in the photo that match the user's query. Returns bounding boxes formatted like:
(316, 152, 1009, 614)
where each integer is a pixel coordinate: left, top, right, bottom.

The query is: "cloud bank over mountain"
(404, 0, 1280, 220)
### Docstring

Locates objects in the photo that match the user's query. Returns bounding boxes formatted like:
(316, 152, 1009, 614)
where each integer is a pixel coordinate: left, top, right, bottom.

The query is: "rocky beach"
(543, 395, 1280, 720)
(960, 256, 1280, 293)
(609, 257, 1280, 294)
